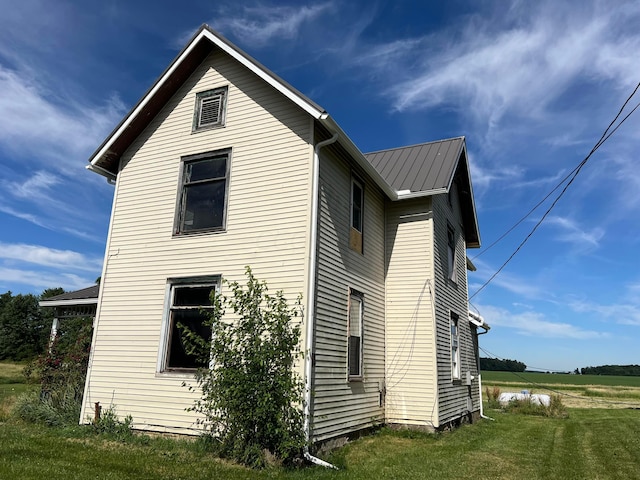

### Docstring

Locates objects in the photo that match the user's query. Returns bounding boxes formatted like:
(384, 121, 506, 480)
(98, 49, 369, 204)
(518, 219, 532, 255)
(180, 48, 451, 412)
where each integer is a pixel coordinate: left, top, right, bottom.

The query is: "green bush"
(92, 405, 135, 442)
(181, 267, 305, 468)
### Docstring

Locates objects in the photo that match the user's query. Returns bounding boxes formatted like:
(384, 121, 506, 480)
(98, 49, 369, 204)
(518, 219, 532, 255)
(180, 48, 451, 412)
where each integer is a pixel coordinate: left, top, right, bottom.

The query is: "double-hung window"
(349, 177, 364, 254)
(450, 312, 460, 380)
(348, 289, 364, 380)
(447, 223, 457, 283)
(193, 87, 228, 131)
(175, 150, 230, 234)
(160, 279, 219, 372)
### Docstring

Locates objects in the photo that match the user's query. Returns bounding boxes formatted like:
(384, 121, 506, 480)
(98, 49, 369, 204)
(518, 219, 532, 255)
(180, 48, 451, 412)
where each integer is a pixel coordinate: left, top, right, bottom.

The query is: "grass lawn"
(2, 362, 639, 479)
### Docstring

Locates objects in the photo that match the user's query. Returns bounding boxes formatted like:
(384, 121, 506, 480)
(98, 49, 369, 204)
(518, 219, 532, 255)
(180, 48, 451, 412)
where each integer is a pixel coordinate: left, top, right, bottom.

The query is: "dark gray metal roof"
(40, 285, 99, 304)
(364, 137, 464, 194)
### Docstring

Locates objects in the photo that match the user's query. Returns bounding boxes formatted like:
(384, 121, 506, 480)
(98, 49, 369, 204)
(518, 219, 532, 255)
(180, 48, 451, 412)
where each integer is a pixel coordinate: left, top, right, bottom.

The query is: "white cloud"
(0, 242, 102, 272)
(545, 215, 604, 249)
(0, 267, 94, 292)
(0, 65, 124, 171)
(478, 303, 608, 339)
(215, 3, 333, 46)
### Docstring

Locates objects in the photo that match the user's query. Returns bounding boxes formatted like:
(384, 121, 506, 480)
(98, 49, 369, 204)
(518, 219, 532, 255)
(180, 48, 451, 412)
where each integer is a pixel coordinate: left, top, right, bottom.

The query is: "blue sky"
(1, 0, 639, 371)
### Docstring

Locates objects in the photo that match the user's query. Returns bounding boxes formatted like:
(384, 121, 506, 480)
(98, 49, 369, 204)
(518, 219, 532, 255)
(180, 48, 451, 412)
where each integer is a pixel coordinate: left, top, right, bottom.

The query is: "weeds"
(91, 406, 136, 442)
(485, 386, 501, 408)
(502, 394, 568, 418)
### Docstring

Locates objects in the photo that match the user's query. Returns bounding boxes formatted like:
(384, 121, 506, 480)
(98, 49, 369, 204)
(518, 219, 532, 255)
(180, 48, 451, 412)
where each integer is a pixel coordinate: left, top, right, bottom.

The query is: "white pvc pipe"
(303, 133, 339, 469)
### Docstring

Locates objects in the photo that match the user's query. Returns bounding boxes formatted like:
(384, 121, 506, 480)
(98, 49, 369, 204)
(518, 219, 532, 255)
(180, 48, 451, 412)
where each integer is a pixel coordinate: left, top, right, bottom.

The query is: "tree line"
(0, 288, 64, 361)
(580, 365, 640, 376)
(480, 357, 526, 372)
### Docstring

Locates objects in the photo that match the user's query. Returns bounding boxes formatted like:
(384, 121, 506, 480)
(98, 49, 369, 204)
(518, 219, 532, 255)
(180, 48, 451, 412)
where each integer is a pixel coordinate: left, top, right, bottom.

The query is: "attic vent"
(193, 87, 228, 131)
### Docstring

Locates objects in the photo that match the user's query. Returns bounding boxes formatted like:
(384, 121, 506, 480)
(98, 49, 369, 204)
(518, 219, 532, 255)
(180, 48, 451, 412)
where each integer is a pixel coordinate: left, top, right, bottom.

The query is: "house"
(80, 24, 487, 444)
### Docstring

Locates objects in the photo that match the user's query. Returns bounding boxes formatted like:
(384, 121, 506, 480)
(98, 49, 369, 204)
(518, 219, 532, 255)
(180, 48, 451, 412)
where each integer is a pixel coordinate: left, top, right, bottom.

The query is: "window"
(175, 150, 230, 234)
(349, 177, 364, 253)
(160, 279, 218, 372)
(450, 312, 460, 380)
(348, 289, 364, 379)
(193, 87, 228, 131)
(447, 223, 457, 283)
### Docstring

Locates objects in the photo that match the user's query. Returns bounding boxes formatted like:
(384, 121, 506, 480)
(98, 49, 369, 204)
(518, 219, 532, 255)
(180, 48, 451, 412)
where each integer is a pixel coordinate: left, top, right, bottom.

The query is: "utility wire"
(470, 82, 640, 300)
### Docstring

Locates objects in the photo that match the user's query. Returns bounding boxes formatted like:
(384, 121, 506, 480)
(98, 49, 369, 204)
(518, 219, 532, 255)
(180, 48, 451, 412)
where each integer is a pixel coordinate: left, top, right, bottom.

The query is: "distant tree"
(581, 365, 640, 376)
(0, 292, 47, 360)
(480, 357, 526, 372)
(41, 287, 65, 299)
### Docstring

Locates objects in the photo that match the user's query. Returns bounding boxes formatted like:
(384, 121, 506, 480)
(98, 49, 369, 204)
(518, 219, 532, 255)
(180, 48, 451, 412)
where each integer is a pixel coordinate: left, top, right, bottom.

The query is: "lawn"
(2, 363, 640, 479)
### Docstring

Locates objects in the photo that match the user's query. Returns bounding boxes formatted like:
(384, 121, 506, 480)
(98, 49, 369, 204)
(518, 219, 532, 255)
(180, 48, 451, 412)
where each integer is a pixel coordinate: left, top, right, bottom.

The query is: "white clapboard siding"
(82, 48, 313, 433)
(311, 142, 386, 442)
(384, 197, 439, 427)
(432, 182, 480, 426)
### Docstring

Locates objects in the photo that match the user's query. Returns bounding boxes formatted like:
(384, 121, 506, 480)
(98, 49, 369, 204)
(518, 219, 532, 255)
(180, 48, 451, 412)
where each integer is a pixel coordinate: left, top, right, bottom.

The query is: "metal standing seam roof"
(364, 137, 464, 194)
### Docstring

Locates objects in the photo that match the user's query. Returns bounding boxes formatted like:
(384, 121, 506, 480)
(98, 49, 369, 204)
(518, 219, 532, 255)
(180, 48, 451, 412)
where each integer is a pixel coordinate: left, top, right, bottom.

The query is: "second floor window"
(349, 177, 364, 254)
(175, 150, 230, 234)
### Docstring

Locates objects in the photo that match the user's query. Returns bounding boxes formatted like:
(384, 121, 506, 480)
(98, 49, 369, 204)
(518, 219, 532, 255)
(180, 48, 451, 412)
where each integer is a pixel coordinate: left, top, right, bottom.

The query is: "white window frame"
(174, 149, 231, 235)
(157, 276, 220, 374)
(193, 86, 228, 131)
(347, 288, 364, 381)
(447, 223, 457, 283)
(450, 312, 461, 380)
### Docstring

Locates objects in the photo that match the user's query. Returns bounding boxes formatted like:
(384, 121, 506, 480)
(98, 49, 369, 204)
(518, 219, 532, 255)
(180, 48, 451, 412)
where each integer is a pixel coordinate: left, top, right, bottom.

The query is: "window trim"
(447, 223, 457, 284)
(450, 311, 461, 381)
(347, 288, 364, 381)
(173, 149, 231, 236)
(192, 86, 228, 132)
(157, 276, 220, 375)
(349, 175, 364, 254)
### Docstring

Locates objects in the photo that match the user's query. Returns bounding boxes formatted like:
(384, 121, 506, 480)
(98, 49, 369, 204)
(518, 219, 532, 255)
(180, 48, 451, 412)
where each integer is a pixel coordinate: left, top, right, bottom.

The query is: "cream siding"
(82, 48, 313, 433)
(384, 197, 439, 427)
(312, 143, 386, 441)
(432, 181, 480, 426)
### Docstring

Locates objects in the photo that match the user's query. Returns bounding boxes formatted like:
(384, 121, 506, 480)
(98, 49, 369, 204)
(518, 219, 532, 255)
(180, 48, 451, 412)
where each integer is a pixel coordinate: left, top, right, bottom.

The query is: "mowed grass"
(0, 361, 35, 420)
(482, 371, 640, 409)
(1, 362, 639, 479)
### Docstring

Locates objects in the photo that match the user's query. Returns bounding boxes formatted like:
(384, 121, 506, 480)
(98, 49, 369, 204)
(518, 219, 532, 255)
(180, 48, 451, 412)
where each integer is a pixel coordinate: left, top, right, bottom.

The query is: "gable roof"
(366, 137, 480, 247)
(87, 24, 479, 247)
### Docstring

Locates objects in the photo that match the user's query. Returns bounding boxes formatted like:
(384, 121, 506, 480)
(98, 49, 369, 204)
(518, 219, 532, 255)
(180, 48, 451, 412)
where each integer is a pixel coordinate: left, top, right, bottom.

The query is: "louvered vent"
(193, 87, 227, 131)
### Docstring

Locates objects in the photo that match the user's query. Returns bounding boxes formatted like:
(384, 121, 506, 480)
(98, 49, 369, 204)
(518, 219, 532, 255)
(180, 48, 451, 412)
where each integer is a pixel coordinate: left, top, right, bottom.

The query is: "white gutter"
(303, 132, 339, 470)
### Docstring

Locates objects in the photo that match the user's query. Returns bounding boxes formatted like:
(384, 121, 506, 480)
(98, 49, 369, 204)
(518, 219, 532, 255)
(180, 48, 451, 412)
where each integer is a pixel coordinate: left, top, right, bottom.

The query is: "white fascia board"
(468, 310, 490, 330)
(201, 30, 325, 119)
(39, 298, 98, 307)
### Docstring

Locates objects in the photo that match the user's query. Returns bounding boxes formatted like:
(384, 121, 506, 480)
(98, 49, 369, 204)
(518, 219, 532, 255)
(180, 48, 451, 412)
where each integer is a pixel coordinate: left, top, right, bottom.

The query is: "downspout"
(475, 326, 493, 421)
(303, 132, 339, 469)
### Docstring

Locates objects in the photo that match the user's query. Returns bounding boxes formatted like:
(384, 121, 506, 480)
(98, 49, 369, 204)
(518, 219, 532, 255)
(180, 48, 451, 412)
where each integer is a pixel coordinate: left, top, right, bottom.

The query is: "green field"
(2, 362, 640, 479)
(482, 370, 640, 387)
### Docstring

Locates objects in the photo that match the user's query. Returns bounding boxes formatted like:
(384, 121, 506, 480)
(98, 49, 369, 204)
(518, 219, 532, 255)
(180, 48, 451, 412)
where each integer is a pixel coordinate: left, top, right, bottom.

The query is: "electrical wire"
(470, 82, 640, 300)
(479, 346, 640, 408)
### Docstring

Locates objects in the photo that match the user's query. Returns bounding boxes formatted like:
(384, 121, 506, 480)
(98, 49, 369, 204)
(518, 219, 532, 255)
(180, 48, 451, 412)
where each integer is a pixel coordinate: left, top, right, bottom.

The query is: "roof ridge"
(364, 136, 464, 156)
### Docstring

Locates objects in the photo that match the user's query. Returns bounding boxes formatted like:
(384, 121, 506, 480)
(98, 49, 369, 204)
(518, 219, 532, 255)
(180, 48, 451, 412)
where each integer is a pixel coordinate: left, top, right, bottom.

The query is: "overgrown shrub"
(503, 394, 568, 418)
(16, 320, 92, 426)
(181, 267, 305, 468)
(92, 405, 135, 442)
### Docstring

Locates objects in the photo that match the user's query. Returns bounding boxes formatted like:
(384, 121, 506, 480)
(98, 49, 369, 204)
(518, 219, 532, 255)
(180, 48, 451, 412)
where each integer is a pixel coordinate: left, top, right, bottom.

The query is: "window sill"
(191, 123, 226, 134)
(173, 227, 227, 238)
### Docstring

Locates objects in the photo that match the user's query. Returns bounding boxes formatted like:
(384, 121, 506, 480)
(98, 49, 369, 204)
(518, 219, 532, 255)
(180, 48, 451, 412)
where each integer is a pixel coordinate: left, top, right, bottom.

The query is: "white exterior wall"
(312, 145, 386, 441)
(82, 49, 313, 433)
(384, 197, 439, 427)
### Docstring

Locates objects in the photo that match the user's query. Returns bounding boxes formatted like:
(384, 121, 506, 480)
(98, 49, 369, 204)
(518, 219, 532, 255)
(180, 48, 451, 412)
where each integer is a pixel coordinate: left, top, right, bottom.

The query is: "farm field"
(1, 362, 639, 479)
(481, 371, 640, 409)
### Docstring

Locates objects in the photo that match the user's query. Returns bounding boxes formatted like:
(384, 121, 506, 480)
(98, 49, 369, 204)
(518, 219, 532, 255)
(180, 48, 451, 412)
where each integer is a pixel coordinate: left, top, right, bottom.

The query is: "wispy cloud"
(0, 267, 94, 292)
(213, 3, 333, 46)
(0, 65, 124, 171)
(545, 215, 604, 249)
(0, 242, 102, 272)
(477, 303, 608, 339)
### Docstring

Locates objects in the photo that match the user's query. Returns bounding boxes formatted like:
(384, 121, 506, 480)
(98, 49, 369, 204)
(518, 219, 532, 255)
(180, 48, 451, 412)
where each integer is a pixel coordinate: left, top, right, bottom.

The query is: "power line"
(470, 82, 640, 300)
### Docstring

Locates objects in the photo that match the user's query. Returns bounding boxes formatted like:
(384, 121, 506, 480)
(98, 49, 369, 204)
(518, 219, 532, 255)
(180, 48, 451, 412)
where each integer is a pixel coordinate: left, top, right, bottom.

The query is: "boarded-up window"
(348, 289, 363, 379)
(447, 224, 457, 283)
(163, 281, 218, 372)
(349, 177, 364, 254)
(175, 150, 230, 234)
(450, 312, 460, 380)
(193, 87, 228, 131)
